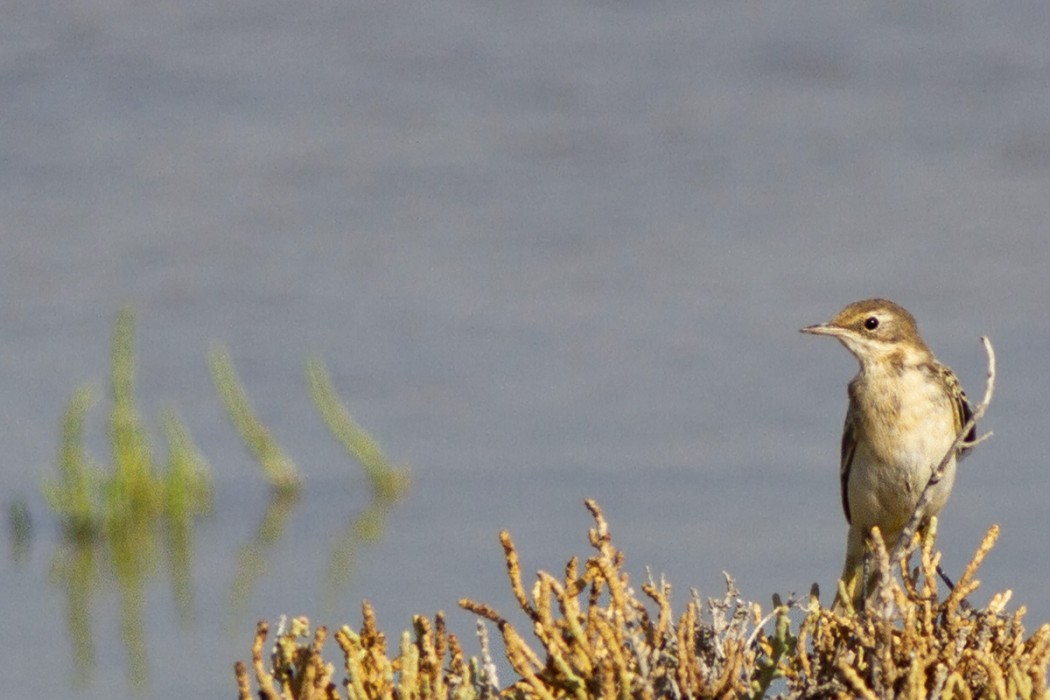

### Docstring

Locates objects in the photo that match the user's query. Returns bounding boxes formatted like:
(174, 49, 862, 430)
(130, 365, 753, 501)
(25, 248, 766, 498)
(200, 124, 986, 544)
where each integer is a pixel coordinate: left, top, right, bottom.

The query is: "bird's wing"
(939, 364, 976, 456)
(840, 411, 857, 524)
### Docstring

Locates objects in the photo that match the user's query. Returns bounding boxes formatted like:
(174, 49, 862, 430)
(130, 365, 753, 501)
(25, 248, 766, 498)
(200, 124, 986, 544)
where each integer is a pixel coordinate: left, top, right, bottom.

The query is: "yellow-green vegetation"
(209, 345, 302, 491)
(235, 501, 1050, 699)
(43, 305, 212, 540)
(38, 306, 415, 689)
(219, 354, 411, 619)
(306, 357, 411, 605)
(42, 306, 212, 687)
(307, 358, 410, 501)
(207, 348, 410, 499)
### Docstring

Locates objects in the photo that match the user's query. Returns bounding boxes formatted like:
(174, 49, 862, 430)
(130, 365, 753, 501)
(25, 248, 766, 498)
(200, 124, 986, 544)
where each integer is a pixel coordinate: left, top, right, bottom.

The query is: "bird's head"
(801, 298, 932, 368)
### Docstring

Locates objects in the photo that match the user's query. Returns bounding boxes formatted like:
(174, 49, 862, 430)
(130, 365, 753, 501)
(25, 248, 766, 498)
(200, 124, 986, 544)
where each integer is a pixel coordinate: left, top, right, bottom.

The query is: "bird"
(801, 299, 975, 609)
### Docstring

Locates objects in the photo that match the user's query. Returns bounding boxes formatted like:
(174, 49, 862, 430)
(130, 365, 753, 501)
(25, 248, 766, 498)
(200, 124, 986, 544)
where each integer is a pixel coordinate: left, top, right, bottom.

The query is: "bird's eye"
(864, 316, 880, 331)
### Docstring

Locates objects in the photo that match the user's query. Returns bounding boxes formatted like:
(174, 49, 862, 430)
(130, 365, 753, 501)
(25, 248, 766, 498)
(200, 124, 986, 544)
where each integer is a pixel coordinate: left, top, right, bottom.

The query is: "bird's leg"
(860, 548, 871, 606)
(935, 564, 955, 590)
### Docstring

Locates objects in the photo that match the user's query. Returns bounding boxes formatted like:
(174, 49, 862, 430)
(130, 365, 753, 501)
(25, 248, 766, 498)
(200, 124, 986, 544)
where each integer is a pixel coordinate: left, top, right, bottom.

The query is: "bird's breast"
(849, 365, 957, 464)
(846, 366, 959, 531)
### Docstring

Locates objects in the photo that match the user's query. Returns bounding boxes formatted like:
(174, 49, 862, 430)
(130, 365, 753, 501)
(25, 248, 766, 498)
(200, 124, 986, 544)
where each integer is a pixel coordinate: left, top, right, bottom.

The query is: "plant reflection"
(228, 487, 301, 623)
(38, 308, 410, 692)
(6, 498, 31, 564)
(228, 357, 411, 620)
(43, 307, 211, 690)
(321, 489, 402, 617)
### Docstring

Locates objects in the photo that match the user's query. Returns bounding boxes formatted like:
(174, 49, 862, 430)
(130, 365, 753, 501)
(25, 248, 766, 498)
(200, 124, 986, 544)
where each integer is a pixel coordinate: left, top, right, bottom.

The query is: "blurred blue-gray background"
(3, 2, 1048, 696)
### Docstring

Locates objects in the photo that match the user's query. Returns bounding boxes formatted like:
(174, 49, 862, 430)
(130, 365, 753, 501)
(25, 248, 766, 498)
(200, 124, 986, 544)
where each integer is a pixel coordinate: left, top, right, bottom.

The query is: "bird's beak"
(800, 323, 839, 336)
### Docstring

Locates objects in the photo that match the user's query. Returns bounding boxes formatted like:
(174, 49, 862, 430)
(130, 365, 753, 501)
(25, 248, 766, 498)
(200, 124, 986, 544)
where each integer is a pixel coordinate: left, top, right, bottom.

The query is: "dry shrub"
(236, 501, 1050, 699)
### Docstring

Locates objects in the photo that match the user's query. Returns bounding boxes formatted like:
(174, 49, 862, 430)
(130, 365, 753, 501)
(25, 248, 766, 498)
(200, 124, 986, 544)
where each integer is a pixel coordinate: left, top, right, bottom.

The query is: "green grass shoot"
(208, 345, 301, 491)
(306, 358, 410, 500)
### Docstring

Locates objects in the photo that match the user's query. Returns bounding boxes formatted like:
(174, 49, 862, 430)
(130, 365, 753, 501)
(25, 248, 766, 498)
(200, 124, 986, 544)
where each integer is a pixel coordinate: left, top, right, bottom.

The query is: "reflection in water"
(48, 537, 97, 684)
(6, 498, 31, 564)
(306, 357, 412, 614)
(321, 492, 400, 617)
(228, 358, 412, 620)
(109, 518, 156, 690)
(47, 472, 408, 692)
(227, 485, 404, 624)
(228, 487, 301, 623)
(48, 498, 205, 690)
(42, 308, 211, 691)
(33, 309, 411, 692)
